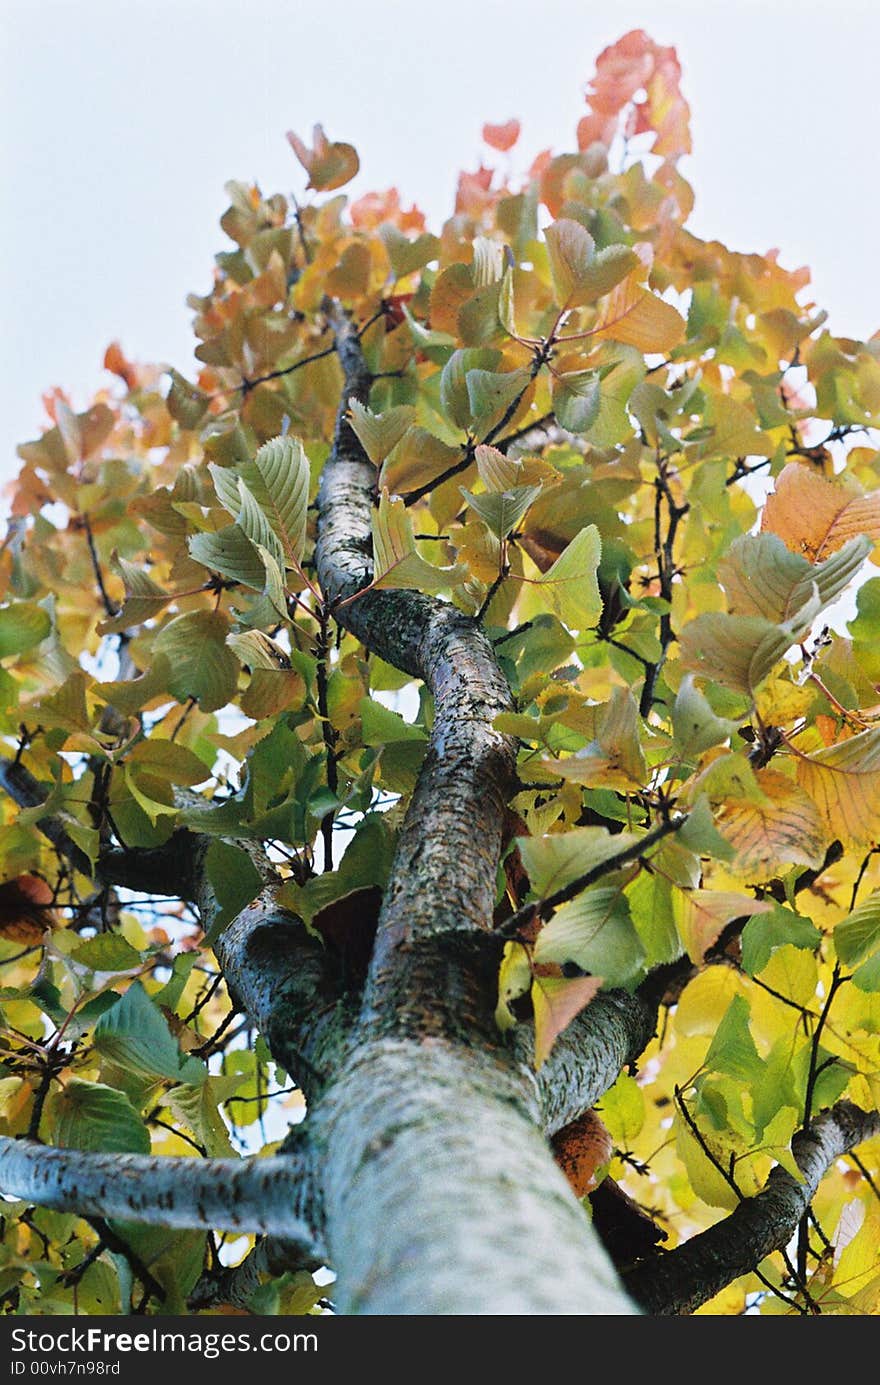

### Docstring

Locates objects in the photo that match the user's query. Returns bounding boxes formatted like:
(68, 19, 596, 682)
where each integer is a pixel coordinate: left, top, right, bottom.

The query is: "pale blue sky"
(2, 0, 878, 487)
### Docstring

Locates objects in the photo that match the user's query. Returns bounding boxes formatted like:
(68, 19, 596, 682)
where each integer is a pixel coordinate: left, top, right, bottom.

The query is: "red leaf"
(482, 119, 521, 152)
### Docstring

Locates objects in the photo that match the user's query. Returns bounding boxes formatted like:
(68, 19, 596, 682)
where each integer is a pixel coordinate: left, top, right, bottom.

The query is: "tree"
(0, 28, 878, 1318)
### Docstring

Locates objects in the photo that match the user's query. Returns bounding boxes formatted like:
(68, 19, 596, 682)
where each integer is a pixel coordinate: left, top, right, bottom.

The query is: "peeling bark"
(625, 1101, 880, 1315)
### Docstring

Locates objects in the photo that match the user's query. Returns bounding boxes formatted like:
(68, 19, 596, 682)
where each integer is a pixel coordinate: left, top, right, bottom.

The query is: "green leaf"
(718, 532, 871, 623)
(94, 981, 206, 1085)
(533, 524, 602, 630)
(741, 906, 821, 976)
(70, 935, 143, 973)
(204, 839, 264, 941)
(671, 675, 741, 759)
(153, 610, 240, 712)
(834, 890, 880, 968)
(518, 825, 642, 898)
(380, 225, 441, 278)
(359, 696, 427, 745)
(0, 603, 51, 660)
(549, 687, 646, 790)
(372, 490, 466, 593)
(552, 370, 601, 433)
(460, 483, 542, 539)
(51, 1079, 150, 1155)
(440, 348, 501, 432)
(126, 739, 211, 785)
(466, 366, 532, 435)
(348, 402, 416, 465)
(164, 1076, 244, 1158)
(250, 434, 312, 564)
(533, 885, 645, 988)
(703, 994, 761, 1082)
(598, 1071, 644, 1145)
(165, 369, 209, 430)
(188, 523, 267, 589)
(679, 585, 822, 695)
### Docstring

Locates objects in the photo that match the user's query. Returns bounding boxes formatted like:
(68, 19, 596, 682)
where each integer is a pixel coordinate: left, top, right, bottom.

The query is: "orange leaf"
(482, 119, 520, 152)
(552, 1109, 613, 1197)
(593, 264, 685, 354)
(0, 875, 58, 943)
(286, 124, 359, 192)
(761, 462, 880, 560)
(103, 342, 139, 391)
(532, 973, 603, 1068)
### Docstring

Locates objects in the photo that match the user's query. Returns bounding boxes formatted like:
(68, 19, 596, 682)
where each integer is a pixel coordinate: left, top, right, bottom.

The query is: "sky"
(2, 0, 879, 492)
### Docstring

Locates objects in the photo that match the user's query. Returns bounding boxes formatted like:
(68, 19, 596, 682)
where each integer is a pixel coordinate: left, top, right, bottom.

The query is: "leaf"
(678, 585, 822, 695)
(0, 603, 51, 658)
(226, 630, 292, 671)
(475, 443, 524, 493)
(741, 906, 821, 976)
(671, 675, 740, 759)
(598, 1072, 644, 1145)
(165, 370, 209, 430)
(348, 401, 416, 465)
(552, 369, 601, 433)
(439, 347, 500, 431)
(466, 365, 532, 435)
(94, 981, 205, 1085)
(518, 824, 643, 897)
(379, 226, 441, 279)
(71, 934, 143, 973)
(532, 973, 603, 1068)
(371, 490, 466, 593)
(126, 739, 211, 785)
(703, 994, 761, 1082)
(97, 554, 175, 636)
(286, 124, 359, 191)
(672, 889, 771, 963)
(761, 462, 880, 560)
(482, 119, 520, 151)
(674, 1107, 739, 1211)
(593, 269, 686, 354)
(533, 523, 602, 630)
(250, 434, 312, 564)
(551, 1109, 612, 1197)
(153, 610, 240, 712)
(549, 687, 646, 790)
(717, 768, 828, 875)
(533, 885, 645, 988)
(495, 940, 532, 1031)
(0, 875, 57, 943)
(718, 532, 871, 623)
(204, 839, 263, 941)
(834, 889, 880, 968)
(188, 523, 267, 589)
(460, 483, 542, 539)
(164, 1076, 244, 1158)
(51, 1079, 150, 1155)
(359, 696, 427, 745)
(545, 222, 638, 310)
(796, 726, 880, 844)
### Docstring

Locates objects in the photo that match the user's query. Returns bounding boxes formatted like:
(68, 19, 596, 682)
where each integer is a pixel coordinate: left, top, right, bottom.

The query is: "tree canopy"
(0, 28, 879, 1317)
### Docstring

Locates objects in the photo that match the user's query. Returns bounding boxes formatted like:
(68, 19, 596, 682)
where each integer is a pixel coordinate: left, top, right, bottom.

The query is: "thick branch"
(526, 988, 659, 1137)
(624, 1101, 880, 1315)
(188, 1233, 323, 1311)
(315, 302, 518, 1026)
(0, 1137, 323, 1249)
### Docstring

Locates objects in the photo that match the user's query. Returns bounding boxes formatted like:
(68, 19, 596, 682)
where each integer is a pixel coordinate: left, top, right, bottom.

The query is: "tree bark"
(307, 302, 640, 1313)
(624, 1101, 880, 1315)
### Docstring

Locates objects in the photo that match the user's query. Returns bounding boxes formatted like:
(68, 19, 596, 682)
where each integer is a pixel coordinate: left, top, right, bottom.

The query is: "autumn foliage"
(1, 29, 880, 1316)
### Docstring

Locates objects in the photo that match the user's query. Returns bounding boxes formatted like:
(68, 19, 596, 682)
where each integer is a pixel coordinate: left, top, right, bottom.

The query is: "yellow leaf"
(718, 768, 828, 876)
(796, 726, 880, 845)
(593, 267, 686, 354)
(673, 888, 771, 963)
